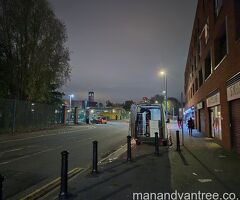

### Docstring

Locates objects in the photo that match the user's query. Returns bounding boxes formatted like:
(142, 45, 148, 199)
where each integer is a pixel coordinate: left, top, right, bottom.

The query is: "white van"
(129, 104, 168, 145)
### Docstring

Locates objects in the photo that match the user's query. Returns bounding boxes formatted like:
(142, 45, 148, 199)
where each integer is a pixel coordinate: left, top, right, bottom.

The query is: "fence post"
(127, 135, 132, 161)
(92, 141, 98, 174)
(154, 132, 160, 156)
(74, 107, 78, 124)
(12, 99, 17, 134)
(0, 175, 4, 200)
(61, 105, 67, 124)
(59, 151, 69, 199)
(176, 130, 181, 152)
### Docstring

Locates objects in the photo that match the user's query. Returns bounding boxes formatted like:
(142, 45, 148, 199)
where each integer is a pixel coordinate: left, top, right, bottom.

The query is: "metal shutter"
(230, 99, 240, 155)
(200, 109, 205, 134)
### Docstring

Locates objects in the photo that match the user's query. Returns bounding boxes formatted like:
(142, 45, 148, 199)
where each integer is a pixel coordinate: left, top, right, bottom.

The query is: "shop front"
(207, 92, 222, 140)
(227, 75, 240, 155)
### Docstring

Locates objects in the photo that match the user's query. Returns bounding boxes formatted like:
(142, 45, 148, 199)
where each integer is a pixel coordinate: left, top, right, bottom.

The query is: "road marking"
(1, 148, 23, 154)
(218, 155, 227, 158)
(0, 148, 53, 166)
(0, 126, 96, 144)
(198, 179, 212, 183)
(20, 167, 85, 200)
(214, 169, 223, 172)
(98, 144, 127, 165)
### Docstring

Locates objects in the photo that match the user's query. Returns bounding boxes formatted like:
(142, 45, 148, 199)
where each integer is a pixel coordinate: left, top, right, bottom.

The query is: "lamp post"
(69, 94, 74, 110)
(160, 71, 168, 119)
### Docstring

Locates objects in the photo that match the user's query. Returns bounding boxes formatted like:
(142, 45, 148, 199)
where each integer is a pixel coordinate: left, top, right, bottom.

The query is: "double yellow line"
(20, 167, 84, 200)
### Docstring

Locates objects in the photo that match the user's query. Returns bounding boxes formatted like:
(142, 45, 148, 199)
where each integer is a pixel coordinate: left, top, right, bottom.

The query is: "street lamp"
(69, 94, 74, 110)
(159, 71, 168, 119)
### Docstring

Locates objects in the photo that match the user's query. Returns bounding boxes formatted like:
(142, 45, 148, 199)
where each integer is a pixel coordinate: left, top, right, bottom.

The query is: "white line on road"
(1, 148, 24, 154)
(0, 148, 53, 166)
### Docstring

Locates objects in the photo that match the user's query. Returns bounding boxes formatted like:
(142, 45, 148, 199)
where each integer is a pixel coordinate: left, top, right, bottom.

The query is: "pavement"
(44, 120, 240, 200)
(46, 142, 171, 200)
(168, 122, 240, 195)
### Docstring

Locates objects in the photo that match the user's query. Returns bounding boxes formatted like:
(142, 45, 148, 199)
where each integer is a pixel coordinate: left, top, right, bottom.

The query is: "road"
(0, 121, 128, 199)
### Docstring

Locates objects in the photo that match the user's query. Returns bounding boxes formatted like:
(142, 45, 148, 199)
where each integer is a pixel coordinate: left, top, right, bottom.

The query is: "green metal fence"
(65, 109, 86, 124)
(0, 98, 62, 133)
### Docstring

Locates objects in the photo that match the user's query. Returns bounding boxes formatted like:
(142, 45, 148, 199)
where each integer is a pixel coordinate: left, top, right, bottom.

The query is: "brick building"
(184, 0, 240, 155)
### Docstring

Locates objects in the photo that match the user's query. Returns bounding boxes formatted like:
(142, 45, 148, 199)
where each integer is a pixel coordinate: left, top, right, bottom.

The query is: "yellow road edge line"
(20, 167, 84, 200)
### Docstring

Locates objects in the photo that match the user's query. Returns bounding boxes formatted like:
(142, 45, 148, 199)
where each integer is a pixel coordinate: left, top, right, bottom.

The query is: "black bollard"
(155, 132, 160, 156)
(92, 141, 98, 174)
(0, 175, 4, 200)
(59, 151, 69, 199)
(176, 130, 181, 152)
(127, 135, 132, 161)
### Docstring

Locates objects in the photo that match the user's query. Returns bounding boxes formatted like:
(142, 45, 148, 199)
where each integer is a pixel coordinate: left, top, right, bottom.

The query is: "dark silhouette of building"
(86, 91, 97, 108)
(88, 91, 94, 102)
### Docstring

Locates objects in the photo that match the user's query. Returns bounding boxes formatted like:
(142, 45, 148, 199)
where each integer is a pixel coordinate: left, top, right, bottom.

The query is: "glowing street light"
(69, 94, 74, 110)
(160, 71, 165, 76)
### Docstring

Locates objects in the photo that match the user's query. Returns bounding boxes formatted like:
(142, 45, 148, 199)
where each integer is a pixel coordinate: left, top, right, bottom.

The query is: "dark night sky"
(49, 0, 197, 103)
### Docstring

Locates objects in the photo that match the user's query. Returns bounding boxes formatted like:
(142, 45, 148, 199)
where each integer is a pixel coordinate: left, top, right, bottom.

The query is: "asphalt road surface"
(0, 121, 128, 199)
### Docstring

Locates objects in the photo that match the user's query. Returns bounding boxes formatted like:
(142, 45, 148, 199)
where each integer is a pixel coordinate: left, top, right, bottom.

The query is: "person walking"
(187, 117, 194, 136)
(177, 116, 182, 129)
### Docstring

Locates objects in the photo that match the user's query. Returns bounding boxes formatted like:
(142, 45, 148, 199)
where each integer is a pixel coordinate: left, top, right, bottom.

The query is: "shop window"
(214, 19, 227, 67)
(235, 0, 240, 40)
(210, 105, 222, 140)
(215, 0, 223, 17)
(199, 69, 203, 87)
(204, 51, 212, 80)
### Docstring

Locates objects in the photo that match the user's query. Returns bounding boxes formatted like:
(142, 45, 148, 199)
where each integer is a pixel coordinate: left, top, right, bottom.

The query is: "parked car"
(101, 117, 107, 124)
(97, 116, 107, 124)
